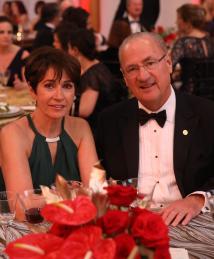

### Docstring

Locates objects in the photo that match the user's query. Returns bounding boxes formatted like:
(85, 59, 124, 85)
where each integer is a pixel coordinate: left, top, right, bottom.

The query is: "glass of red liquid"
(18, 189, 46, 224)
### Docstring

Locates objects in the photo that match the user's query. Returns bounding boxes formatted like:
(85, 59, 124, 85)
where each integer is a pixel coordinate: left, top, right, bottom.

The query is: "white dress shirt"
(137, 87, 209, 211)
(126, 14, 141, 34)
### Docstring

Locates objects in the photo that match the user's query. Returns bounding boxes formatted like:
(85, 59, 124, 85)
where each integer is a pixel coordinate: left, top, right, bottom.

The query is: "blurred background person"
(201, 0, 214, 36)
(62, 6, 106, 51)
(171, 3, 214, 93)
(11, 0, 30, 33)
(30, 0, 45, 32)
(59, 0, 74, 14)
(113, 0, 160, 32)
(172, 3, 213, 66)
(54, 21, 78, 52)
(108, 0, 146, 50)
(33, 2, 60, 49)
(0, 16, 29, 88)
(0, 1, 12, 20)
(55, 26, 124, 135)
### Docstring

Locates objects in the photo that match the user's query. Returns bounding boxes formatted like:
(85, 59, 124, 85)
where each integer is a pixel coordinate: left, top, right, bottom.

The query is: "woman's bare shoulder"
(65, 116, 92, 143)
(0, 116, 30, 142)
(66, 116, 90, 130)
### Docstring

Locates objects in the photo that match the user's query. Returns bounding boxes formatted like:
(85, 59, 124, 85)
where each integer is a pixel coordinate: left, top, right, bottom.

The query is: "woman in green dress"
(0, 47, 98, 217)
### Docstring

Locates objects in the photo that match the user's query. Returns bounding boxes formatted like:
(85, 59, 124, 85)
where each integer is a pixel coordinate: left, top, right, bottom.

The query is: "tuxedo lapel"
(174, 92, 199, 196)
(118, 99, 139, 179)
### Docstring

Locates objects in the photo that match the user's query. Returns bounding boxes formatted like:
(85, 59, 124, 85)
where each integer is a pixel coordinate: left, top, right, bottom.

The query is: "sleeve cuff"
(187, 191, 210, 213)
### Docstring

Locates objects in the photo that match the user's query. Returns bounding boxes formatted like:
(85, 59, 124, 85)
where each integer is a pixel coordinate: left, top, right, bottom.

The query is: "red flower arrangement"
(155, 25, 177, 47)
(5, 185, 170, 259)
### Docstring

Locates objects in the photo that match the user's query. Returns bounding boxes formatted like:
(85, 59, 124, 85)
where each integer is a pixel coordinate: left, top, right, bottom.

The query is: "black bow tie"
(138, 109, 167, 128)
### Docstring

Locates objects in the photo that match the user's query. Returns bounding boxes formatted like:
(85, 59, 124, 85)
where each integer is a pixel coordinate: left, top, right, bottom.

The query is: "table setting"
(0, 86, 35, 127)
(0, 167, 214, 259)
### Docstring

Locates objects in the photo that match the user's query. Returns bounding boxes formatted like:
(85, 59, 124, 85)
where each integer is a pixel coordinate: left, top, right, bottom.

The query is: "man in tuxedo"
(33, 3, 60, 49)
(108, 0, 147, 48)
(96, 32, 214, 226)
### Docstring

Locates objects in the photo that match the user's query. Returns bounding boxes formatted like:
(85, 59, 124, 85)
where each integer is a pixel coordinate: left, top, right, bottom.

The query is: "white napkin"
(169, 248, 189, 259)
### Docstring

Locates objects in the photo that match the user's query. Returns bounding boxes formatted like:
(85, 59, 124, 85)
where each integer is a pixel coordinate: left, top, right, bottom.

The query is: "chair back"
(179, 57, 214, 100)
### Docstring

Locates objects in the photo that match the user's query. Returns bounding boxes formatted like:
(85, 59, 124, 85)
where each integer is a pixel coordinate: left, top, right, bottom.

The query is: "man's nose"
(137, 65, 150, 78)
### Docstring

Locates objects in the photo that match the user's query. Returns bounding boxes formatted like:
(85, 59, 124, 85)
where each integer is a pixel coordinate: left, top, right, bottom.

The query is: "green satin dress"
(0, 114, 80, 191)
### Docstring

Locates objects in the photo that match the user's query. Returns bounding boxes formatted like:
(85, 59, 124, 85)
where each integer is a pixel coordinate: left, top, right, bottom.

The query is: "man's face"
(120, 36, 172, 111)
(127, 0, 143, 19)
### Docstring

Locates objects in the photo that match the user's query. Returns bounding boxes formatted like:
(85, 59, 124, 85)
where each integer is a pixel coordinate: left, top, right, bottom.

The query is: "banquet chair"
(178, 57, 214, 101)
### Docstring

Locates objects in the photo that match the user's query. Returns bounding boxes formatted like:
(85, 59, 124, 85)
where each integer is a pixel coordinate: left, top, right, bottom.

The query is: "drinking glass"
(207, 190, 214, 219)
(18, 189, 46, 224)
(0, 191, 17, 237)
(107, 177, 138, 187)
(0, 70, 10, 87)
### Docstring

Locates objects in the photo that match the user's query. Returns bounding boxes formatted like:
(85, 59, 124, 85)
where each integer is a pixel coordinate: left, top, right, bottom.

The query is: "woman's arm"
(78, 88, 99, 118)
(76, 119, 98, 186)
(0, 123, 33, 192)
(0, 122, 33, 219)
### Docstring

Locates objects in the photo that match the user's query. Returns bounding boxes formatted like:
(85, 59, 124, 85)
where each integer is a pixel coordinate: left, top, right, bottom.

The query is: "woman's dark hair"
(34, 1, 45, 15)
(25, 47, 81, 92)
(69, 28, 96, 60)
(2, 1, 12, 17)
(41, 3, 59, 23)
(62, 7, 89, 29)
(0, 15, 13, 26)
(12, 1, 27, 15)
(177, 4, 206, 30)
(55, 21, 78, 52)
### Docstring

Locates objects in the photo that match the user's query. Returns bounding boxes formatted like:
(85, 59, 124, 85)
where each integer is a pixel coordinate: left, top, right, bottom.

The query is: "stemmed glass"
(0, 70, 10, 87)
(18, 189, 46, 224)
(0, 191, 17, 243)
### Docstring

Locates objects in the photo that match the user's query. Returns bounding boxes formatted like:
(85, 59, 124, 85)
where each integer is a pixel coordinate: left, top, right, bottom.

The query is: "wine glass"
(0, 70, 10, 87)
(18, 189, 46, 224)
(0, 191, 17, 241)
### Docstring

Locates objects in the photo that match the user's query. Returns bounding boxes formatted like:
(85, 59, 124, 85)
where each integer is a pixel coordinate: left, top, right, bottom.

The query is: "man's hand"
(160, 194, 204, 226)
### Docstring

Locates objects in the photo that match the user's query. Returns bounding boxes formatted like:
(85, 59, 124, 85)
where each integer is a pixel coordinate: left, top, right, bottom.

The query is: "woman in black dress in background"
(54, 24, 122, 135)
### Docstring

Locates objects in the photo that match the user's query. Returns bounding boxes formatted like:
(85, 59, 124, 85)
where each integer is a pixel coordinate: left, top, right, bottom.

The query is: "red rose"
(5, 233, 63, 259)
(105, 185, 137, 207)
(59, 225, 116, 259)
(99, 210, 129, 235)
(131, 209, 169, 248)
(156, 26, 164, 34)
(114, 233, 141, 259)
(41, 196, 97, 226)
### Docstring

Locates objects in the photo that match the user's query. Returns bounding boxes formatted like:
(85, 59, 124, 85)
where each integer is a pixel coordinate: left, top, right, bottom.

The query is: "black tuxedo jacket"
(33, 24, 54, 50)
(96, 91, 214, 197)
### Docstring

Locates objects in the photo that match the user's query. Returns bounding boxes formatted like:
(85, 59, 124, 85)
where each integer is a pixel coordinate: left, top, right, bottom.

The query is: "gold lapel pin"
(183, 130, 188, 136)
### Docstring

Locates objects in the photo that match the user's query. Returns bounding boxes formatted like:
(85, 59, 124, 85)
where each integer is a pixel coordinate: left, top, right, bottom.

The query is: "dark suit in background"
(32, 24, 54, 49)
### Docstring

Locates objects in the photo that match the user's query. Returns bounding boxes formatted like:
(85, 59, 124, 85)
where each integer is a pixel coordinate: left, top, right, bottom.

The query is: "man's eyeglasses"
(123, 54, 167, 78)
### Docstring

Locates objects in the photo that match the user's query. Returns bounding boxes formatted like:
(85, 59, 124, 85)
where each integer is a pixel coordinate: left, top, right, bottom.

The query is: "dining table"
(0, 212, 213, 259)
(0, 86, 35, 127)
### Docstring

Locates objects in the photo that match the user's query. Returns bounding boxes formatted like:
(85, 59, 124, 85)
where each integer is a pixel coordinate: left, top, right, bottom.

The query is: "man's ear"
(68, 45, 79, 57)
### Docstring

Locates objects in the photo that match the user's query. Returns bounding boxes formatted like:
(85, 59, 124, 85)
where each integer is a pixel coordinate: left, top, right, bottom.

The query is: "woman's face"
(32, 68, 75, 119)
(3, 3, 11, 15)
(0, 22, 13, 47)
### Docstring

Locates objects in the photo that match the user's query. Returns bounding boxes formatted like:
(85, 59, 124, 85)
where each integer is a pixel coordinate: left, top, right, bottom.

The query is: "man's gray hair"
(118, 32, 168, 63)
